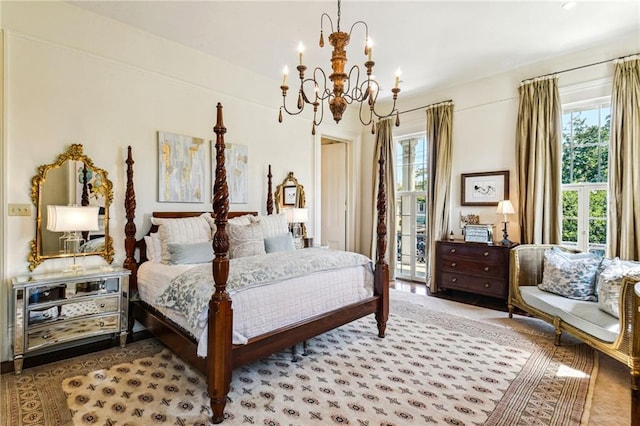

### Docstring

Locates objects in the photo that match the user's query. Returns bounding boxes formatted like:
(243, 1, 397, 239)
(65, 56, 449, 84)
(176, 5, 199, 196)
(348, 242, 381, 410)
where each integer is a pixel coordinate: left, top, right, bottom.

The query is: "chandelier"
(278, 0, 401, 135)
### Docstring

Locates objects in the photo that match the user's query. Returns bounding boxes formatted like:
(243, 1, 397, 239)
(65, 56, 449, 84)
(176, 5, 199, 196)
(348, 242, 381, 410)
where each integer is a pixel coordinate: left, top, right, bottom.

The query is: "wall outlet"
(8, 203, 32, 216)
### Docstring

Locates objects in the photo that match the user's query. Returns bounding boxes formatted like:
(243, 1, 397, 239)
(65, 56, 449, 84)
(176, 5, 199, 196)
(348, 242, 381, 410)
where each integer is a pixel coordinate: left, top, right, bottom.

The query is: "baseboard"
(0, 330, 152, 375)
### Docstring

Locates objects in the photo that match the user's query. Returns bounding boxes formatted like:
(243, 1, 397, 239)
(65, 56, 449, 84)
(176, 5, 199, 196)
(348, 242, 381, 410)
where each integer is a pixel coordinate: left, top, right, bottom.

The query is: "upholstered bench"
(508, 244, 640, 426)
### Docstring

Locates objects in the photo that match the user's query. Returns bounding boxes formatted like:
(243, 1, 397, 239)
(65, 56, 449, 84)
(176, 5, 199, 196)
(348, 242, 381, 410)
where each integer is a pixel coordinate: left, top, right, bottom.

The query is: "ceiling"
(69, 1, 639, 98)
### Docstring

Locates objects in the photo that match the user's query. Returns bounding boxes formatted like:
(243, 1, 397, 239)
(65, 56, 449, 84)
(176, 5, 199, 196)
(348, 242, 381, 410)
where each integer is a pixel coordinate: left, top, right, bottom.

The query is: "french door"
(395, 192, 427, 281)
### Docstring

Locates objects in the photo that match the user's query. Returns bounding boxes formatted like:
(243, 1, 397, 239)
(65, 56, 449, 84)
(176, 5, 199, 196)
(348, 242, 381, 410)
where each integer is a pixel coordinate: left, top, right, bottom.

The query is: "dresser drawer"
(438, 243, 503, 262)
(26, 314, 120, 352)
(439, 272, 506, 298)
(439, 255, 506, 278)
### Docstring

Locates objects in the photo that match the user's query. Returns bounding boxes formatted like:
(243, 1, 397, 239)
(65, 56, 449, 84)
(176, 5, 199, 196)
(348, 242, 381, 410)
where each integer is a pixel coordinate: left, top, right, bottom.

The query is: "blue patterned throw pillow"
(538, 247, 601, 301)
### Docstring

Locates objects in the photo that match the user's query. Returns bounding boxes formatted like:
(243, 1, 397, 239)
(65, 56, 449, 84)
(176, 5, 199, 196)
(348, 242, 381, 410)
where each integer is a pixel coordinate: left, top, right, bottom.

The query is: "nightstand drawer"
(439, 272, 506, 298)
(26, 314, 120, 352)
(440, 255, 506, 278)
(27, 296, 120, 326)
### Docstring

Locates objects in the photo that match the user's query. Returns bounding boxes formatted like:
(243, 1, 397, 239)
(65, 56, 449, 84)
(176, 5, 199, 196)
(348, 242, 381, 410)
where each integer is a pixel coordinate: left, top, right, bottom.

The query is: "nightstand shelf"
(12, 267, 130, 374)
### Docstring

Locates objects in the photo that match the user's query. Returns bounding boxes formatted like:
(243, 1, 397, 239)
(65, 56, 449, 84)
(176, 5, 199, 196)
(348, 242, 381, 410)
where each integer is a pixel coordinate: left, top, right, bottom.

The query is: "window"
(561, 99, 610, 255)
(395, 134, 427, 281)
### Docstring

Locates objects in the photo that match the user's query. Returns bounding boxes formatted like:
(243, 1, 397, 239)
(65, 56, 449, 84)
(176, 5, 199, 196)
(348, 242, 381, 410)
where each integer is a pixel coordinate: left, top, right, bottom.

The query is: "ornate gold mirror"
(29, 144, 114, 270)
(274, 171, 306, 212)
(274, 172, 307, 240)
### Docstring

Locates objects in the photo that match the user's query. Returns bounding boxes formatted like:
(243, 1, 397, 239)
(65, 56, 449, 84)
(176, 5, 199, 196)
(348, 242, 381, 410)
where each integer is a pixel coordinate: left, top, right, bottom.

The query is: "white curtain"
(370, 119, 396, 278)
(426, 102, 454, 292)
(608, 56, 640, 260)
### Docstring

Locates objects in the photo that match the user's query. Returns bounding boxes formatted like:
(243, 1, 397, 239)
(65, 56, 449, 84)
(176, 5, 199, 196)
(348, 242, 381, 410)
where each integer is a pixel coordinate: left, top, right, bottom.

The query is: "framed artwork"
(283, 185, 297, 206)
(158, 131, 206, 203)
(461, 170, 509, 206)
(219, 143, 248, 204)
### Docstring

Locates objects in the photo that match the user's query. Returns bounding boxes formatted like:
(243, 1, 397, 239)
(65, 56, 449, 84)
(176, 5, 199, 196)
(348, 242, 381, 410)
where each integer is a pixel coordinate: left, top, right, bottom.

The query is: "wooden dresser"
(435, 240, 516, 299)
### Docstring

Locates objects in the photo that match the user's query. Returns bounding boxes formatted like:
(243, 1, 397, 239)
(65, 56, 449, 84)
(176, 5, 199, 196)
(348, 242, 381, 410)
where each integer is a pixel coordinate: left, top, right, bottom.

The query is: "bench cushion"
(520, 286, 619, 343)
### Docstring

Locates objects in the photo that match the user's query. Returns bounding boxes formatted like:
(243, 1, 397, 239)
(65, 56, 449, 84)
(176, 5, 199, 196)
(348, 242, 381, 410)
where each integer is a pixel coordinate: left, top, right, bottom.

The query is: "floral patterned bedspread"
(155, 248, 372, 330)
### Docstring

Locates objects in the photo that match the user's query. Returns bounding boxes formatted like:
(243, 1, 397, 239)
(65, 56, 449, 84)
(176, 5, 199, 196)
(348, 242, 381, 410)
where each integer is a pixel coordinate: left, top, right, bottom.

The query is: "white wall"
(359, 34, 639, 257)
(0, 1, 357, 362)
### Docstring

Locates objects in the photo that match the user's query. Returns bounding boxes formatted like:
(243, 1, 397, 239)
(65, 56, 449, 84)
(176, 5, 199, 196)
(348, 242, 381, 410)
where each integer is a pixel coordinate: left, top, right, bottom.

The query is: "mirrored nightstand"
(12, 267, 130, 374)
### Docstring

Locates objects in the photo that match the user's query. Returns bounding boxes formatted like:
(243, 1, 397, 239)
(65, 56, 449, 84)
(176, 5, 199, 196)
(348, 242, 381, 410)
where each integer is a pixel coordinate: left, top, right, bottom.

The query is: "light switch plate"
(8, 203, 32, 216)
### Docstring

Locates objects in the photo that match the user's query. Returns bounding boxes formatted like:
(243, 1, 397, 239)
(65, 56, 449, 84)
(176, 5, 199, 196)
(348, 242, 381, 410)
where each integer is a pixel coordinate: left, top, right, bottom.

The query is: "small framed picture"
(461, 170, 509, 206)
(464, 224, 494, 243)
(283, 185, 297, 206)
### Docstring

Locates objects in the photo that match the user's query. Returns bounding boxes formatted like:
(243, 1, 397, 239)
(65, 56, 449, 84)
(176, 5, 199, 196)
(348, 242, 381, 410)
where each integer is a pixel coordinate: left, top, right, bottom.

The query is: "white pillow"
(227, 222, 266, 259)
(255, 213, 289, 239)
(228, 214, 255, 226)
(151, 216, 212, 264)
(143, 232, 162, 263)
(597, 258, 640, 318)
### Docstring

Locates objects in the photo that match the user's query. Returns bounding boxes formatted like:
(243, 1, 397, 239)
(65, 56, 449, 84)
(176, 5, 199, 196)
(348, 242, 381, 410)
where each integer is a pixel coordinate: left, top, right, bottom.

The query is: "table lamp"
(286, 207, 308, 249)
(47, 205, 100, 272)
(496, 200, 515, 246)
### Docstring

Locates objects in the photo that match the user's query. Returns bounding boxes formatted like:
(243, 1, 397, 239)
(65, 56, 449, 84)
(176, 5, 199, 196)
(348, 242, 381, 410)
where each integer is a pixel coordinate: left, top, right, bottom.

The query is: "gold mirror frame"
(274, 172, 306, 212)
(28, 144, 114, 270)
(274, 172, 306, 237)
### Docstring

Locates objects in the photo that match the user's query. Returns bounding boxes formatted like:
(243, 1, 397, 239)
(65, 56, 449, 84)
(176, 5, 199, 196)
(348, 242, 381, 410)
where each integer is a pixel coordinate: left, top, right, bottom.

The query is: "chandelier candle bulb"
(282, 66, 289, 86)
(298, 42, 304, 65)
(395, 69, 402, 89)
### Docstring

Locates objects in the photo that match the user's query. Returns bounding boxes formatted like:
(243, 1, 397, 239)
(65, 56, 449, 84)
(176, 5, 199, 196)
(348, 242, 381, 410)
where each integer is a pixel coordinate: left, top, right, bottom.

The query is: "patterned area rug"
(2, 294, 596, 425)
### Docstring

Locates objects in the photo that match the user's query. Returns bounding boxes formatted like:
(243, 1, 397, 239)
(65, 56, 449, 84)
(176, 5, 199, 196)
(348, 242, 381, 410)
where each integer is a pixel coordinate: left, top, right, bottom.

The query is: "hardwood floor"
(391, 279, 509, 312)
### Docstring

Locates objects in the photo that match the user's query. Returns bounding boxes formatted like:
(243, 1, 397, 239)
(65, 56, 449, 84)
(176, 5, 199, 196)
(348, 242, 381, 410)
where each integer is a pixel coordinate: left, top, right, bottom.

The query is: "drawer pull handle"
(484, 283, 490, 288)
(484, 266, 490, 272)
(99, 321, 105, 327)
(99, 303, 106, 308)
(483, 252, 489, 256)
(450, 249, 456, 253)
(42, 333, 51, 340)
(451, 262, 457, 267)
(451, 278, 457, 283)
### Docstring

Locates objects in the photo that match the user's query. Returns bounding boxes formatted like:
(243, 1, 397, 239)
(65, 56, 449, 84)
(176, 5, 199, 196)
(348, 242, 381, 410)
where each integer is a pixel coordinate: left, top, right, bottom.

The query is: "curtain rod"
(397, 99, 453, 115)
(522, 52, 640, 82)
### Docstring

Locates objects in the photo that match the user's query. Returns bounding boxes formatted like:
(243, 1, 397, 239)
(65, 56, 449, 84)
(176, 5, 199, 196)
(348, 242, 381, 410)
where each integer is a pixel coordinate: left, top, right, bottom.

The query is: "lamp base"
(500, 221, 512, 246)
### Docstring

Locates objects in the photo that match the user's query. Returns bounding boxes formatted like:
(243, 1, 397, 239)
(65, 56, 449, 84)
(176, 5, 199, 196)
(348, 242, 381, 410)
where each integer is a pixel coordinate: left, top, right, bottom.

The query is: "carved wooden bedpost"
(123, 146, 138, 292)
(266, 164, 274, 215)
(209, 103, 233, 424)
(123, 146, 138, 335)
(375, 142, 389, 338)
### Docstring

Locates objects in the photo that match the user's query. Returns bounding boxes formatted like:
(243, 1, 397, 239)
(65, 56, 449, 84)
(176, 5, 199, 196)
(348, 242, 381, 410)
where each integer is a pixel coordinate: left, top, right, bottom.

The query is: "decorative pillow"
(255, 213, 289, 239)
(227, 223, 266, 259)
(264, 232, 295, 253)
(597, 258, 640, 318)
(151, 216, 212, 264)
(167, 242, 214, 264)
(228, 214, 255, 226)
(143, 232, 162, 263)
(538, 247, 601, 301)
(200, 212, 217, 236)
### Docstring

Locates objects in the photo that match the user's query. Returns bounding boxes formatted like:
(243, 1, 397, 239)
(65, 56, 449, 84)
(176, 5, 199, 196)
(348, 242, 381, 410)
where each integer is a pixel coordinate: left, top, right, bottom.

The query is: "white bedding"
(137, 255, 374, 356)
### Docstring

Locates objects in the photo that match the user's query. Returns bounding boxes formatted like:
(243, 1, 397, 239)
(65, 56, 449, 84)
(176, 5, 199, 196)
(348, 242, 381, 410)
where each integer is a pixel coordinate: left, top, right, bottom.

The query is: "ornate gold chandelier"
(278, 0, 401, 135)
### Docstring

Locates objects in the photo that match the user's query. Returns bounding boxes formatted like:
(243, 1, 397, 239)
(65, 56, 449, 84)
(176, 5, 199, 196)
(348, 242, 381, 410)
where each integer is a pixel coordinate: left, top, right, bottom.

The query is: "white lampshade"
(285, 207, 308, 224)
(496, 200, 515, 222)
(291, 207, 308, 224)
(47, 205, 100, 232)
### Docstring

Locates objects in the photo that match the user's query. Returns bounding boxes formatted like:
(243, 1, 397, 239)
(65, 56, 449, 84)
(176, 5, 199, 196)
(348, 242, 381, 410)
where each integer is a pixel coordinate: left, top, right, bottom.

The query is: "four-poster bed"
(123, 102, 389, 423)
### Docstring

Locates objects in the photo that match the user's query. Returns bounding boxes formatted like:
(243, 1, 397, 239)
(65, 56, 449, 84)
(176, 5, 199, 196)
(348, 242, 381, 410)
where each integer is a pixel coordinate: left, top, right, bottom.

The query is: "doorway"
(321, 138, 348, 250)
